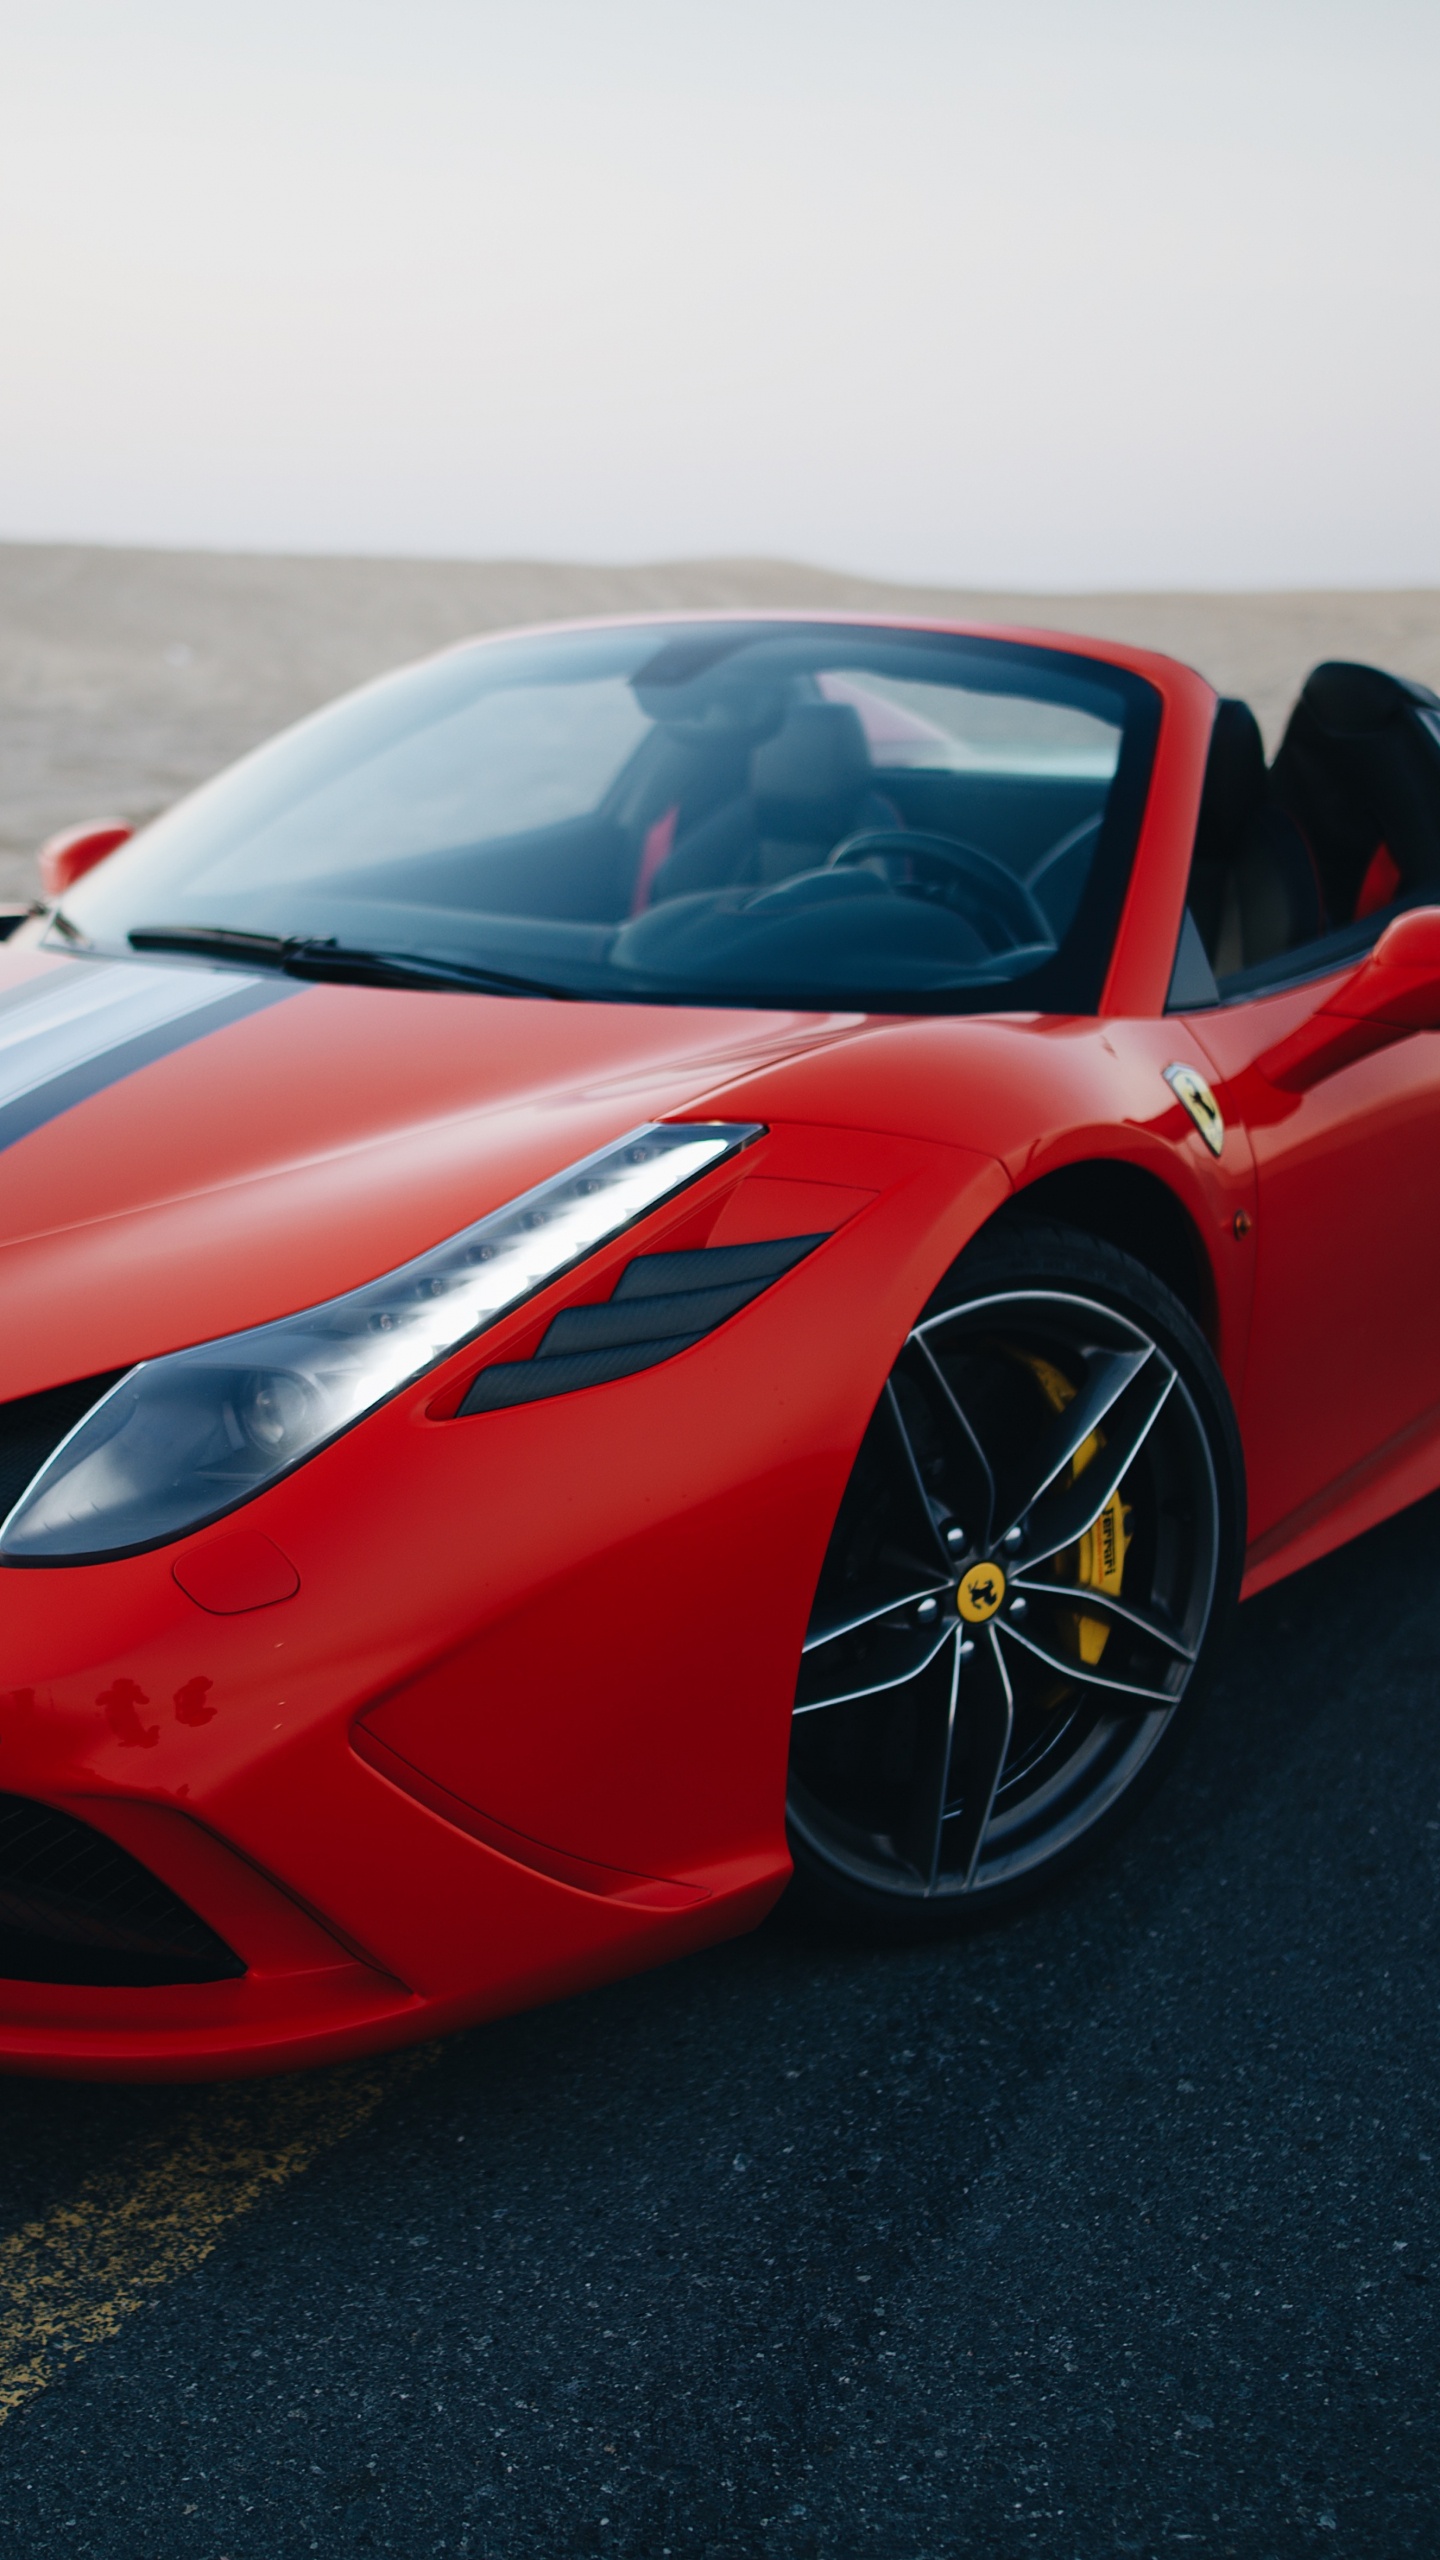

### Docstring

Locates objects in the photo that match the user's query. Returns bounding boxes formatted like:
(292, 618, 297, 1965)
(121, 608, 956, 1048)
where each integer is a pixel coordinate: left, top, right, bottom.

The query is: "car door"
(1177, 931, 1440, 1563)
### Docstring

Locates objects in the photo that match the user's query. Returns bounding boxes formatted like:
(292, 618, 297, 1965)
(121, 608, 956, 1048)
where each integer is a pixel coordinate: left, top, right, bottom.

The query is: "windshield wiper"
(281, 940, 576, 1000)
(129, 925, 288, 965)
(127, 926, 573, 1000)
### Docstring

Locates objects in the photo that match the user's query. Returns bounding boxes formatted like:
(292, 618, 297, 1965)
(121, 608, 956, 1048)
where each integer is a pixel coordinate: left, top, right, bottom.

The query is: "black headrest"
(751, 703, 870, 834)
(1194, 698, 1266, 866)
(1272, 661, 1440, 919)
(1295, 661, 1413, 737)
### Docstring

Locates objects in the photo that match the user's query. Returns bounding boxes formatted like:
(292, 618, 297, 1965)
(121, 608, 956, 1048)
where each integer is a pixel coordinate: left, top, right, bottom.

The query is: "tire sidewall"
(784, 1216, 1245, 1941)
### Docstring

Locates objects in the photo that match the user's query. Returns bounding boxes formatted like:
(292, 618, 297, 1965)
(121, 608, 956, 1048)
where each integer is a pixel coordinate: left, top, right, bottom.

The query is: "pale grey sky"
(2, 0, 1438, 587)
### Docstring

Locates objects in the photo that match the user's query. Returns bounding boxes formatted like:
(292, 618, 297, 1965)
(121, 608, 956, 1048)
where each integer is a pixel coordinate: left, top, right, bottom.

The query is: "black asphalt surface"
(1, 1488, 1437, 2559)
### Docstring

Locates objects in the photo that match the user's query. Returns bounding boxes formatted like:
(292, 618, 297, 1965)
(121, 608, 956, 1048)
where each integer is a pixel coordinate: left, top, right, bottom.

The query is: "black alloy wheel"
(786, 1221, 1244, 1932)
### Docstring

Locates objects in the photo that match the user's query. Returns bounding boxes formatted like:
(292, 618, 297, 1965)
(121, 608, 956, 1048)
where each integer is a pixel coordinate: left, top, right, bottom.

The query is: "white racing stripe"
(0, 958, 257, 1110)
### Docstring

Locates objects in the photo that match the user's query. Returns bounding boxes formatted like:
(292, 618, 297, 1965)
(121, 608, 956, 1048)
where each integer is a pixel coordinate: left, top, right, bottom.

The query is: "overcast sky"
(2, 0, 1438, 588)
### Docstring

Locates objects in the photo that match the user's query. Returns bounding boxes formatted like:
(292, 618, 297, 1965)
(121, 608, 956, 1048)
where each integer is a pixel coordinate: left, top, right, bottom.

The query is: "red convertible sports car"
(3, 612, 1439, 2080)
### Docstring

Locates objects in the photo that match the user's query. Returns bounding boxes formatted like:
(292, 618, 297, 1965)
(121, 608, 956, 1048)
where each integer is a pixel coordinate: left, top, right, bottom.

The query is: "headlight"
(1, 1120, 761, 1564)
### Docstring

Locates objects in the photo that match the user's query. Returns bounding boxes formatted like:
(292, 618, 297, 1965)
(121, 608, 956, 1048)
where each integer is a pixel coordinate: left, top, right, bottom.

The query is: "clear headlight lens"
(1, 1120, 761, 1564)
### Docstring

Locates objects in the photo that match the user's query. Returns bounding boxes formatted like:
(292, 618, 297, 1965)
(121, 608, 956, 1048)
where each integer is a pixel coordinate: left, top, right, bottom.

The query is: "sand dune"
(3, 538, 1439, 902)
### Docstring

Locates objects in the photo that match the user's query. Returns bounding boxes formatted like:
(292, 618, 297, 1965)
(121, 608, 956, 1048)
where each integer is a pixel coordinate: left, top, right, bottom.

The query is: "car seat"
(747, 702, 883, 880)
(646, 702, 896, 902)
(1269, 661, 1440, 928)
(1188, 698, 1324, 977)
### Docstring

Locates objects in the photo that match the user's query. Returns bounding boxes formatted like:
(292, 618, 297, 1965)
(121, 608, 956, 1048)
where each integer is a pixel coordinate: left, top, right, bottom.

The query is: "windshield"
(56, 621, 1160, 1014)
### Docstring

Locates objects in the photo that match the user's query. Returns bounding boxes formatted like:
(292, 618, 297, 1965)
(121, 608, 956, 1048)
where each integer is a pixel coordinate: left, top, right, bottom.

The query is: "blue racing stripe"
(0, 958, 301, 1157)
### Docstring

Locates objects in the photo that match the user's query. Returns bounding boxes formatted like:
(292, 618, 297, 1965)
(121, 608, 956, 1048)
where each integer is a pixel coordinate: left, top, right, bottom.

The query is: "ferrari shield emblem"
(1163, 1061, 1225, 1158)
(957, 1562, 1006, 1623)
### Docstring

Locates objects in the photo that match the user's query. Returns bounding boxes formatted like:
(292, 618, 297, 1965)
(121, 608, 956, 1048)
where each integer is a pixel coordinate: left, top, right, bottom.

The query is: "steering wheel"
(827, 829, 1052, 952)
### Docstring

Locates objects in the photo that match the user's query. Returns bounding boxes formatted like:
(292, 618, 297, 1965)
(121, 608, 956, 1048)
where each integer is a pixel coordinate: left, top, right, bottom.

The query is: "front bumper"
(0, 1121, 1005, 2077)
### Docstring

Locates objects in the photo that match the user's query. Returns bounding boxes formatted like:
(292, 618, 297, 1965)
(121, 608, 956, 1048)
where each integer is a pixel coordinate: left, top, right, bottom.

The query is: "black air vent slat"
(612, 1235, 824, 1300)
(458, 1232, 825, 1418)
(462, 1337, 708, 1411)
(540, 1279, 763, 1358)
(0, 1795, 244, 1985)
(0, 1371, 129, 1522)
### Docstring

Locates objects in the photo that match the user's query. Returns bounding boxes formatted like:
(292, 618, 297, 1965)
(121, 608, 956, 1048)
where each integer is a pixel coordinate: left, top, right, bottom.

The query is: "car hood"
(0, 948, 865, 1397)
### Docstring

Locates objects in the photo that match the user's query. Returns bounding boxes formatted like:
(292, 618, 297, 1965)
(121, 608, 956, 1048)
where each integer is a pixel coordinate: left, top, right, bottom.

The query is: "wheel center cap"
(956, 1561, 1007, 1624)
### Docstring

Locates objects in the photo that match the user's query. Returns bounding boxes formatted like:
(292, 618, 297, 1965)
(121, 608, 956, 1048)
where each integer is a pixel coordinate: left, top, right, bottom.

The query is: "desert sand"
(4, 537, 1440, 903)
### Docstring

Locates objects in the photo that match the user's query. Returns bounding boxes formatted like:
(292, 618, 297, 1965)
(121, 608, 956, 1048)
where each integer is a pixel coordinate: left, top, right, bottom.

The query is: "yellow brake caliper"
(1018, 1353, 1132, 1664)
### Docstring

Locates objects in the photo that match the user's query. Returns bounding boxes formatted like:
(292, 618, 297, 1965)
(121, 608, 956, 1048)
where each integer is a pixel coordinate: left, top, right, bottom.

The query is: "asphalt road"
(0, 1486, 1436, 2559)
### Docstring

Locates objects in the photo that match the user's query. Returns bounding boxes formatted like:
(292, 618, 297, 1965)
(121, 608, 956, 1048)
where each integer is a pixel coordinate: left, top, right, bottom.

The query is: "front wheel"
(786, 1220, 1244, 1934)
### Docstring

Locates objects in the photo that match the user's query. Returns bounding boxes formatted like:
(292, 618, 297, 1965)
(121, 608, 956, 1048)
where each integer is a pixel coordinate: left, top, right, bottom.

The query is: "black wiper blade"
(280, 940, 574, 1000)
(129, 925, 289, 964)
(127, 926, 571, 1000)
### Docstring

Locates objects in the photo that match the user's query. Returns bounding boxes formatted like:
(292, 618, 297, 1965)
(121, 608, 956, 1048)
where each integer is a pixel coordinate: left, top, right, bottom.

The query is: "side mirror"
(1261, 906, 1440, 1091)
(38, 820, 132, 902)
(1332, 904, 1440, 1030)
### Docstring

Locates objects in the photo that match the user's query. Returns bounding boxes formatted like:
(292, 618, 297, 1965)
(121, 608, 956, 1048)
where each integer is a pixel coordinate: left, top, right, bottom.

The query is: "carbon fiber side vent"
(459, 1234, 825, 1414)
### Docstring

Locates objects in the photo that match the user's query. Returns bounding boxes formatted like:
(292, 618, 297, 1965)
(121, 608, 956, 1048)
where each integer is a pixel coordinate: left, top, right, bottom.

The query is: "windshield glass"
(57, 621, 1160, 1014)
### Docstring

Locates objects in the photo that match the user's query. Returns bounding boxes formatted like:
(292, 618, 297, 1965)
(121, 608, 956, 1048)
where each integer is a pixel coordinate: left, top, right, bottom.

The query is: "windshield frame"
(47, 616, 1164, 1020)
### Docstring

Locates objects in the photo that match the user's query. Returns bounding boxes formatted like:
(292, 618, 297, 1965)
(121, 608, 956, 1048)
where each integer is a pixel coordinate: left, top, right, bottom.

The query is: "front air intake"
(0, 1796, 245, 1985)
(459, 1234, 824, 1413)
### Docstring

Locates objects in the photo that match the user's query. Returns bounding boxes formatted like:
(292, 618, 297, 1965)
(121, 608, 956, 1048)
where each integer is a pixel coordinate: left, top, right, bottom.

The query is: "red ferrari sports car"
(2, 613, 1438, 2080)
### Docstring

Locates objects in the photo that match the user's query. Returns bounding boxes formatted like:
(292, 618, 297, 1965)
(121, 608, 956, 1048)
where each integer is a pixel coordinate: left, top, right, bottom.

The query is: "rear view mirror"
(1261, 906, 1440, 1091)
(38, 820, 132, 902)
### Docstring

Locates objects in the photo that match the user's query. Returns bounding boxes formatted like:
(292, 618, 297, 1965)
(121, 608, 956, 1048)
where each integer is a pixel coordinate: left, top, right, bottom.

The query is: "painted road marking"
(0, 2047, 435, 2424)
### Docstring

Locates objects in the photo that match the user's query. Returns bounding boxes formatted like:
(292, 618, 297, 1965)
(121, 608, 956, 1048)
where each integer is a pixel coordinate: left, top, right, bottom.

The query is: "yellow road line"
(0, 2047, 436, 2423)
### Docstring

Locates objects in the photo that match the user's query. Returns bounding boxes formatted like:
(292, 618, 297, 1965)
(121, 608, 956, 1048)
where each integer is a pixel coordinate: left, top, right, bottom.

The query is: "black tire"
(785, 1218, 1244, 1936)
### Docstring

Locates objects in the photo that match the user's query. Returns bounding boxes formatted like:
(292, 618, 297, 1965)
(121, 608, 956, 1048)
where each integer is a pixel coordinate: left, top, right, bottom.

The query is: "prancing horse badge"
(1163, 1061, 1225, 1158)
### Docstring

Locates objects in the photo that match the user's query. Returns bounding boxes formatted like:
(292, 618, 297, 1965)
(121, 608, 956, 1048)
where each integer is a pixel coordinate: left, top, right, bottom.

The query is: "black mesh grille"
(0, 1372, 129, 1524)
(0, 1796, 245, 1985)
(459, 1234, 824, 1415)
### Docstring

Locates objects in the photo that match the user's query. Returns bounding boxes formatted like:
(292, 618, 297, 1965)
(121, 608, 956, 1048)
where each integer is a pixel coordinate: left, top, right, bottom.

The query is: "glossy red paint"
(37, 820, 133, 900)
(1252, 905, 1440, 1090)
(3, 611, 1439, 2077)
(0, 961, 866, 1395)
(172, 1531, 301, 1615)
(1189, 972, 1440, 1589)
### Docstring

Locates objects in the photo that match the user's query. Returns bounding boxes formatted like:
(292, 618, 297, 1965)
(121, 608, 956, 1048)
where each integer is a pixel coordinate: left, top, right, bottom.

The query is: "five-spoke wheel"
(786, 1222, 1243, 1929)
